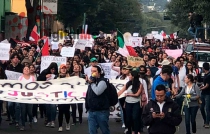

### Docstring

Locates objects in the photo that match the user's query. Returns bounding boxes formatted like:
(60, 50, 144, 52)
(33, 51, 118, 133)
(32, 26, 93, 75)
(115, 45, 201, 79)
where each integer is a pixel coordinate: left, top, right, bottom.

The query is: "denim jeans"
(8, 102, 20, 123)
(0, 100, 2, 123)
(200, 94, 210, 125)
(20, 103, 33, 126)
(45, 104, 56, 122)
(188, 27, 195, 37)
(184, 106, 199, 134)
(88, 110, 110, 134)
(125, 102, 141, 134)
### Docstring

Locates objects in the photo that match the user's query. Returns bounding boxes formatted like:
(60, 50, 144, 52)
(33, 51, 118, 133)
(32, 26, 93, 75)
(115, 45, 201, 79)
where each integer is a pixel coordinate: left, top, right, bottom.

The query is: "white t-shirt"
(18, 75, 35, 82)
(139, 78, 148, 102)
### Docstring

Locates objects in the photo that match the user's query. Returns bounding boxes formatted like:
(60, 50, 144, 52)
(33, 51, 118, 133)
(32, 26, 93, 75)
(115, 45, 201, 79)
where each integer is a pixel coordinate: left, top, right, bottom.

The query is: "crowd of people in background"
(0, 34, 210, 134)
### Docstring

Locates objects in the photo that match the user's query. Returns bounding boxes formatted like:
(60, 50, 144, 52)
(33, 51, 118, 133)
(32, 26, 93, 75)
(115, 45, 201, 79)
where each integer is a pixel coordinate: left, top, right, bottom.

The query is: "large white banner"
(0, 43, 10, 60)
(42, 0, 58, 14)
(0, 77, 127, 104)
(40, 56, 67, 73)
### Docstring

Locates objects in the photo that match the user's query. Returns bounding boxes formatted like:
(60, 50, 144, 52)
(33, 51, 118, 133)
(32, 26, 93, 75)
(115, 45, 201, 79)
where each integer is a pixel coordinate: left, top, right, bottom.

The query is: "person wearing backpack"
(85, 65, 112, 134)
(118, 68, 143, 134)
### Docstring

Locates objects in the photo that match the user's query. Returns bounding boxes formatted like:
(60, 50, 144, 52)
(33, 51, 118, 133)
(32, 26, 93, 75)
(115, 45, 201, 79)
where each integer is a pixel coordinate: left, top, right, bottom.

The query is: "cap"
(21, 57, 32, 65)
(60, 64, 66, 69)
(123, 65, 133, 70)
(90, 57, 98, 62)
(160, 60, 171, 66)
(132, 67, 140, 73)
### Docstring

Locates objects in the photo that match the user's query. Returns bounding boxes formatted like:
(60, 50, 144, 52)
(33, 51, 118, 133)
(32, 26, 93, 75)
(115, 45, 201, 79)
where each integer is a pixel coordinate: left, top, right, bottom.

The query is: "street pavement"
(0, 112, 209, 134)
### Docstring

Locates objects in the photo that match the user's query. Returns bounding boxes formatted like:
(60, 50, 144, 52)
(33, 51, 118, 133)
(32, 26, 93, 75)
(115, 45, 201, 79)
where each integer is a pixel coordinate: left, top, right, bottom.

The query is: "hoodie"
(151, 75, 171, 100)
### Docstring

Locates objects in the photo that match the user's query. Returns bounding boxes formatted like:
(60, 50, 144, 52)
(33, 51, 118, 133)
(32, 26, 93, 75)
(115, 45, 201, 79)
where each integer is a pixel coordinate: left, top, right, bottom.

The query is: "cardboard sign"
(127, 56, 144, 67)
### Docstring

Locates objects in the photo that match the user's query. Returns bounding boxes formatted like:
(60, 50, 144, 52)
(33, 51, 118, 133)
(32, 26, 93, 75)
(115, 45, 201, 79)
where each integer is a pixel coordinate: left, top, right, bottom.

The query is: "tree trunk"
(25, 0, 39, 41)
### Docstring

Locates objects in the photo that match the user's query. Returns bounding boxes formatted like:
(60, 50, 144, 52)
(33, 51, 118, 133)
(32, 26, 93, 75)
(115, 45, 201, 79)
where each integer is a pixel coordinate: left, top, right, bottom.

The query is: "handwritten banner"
(40, 56, 67, 73)
(0, 77, 127, 104)
(0, 43, 10, 60)
(5, 70, 22, 80)
(74, 39, 87, 50)
(127, 56, 145, 67)
(60, 47, 75, 57)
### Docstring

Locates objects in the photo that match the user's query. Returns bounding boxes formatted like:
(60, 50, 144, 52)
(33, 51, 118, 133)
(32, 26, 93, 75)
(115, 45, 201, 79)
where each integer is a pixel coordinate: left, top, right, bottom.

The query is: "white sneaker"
(124, 128, 128, 134)
(58, 127, 63, 132)
(51, 122, 55, 128)
(46, 122, 51, 127)
(66, 124, 70, 131)
(33, 117, 37, 123)
(122, 123, 125, 128)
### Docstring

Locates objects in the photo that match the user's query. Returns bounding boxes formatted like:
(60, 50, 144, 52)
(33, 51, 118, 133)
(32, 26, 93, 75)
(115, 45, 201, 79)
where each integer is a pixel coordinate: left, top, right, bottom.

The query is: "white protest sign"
(99, 63, 119, 79)
(5, 70, 22, 80)
(133, 33, 139, 37)
(129, 37, 143, 47)
(0, 43, 10, 60)
(43, 0, 58, 14)
(40, 56, 67, 73)
(74, 39, 87, 50)
(51, 41, 59, 50)
(154, 34, 164, 42)
(146, 33, 153, 39)
(60, 47, 75, 57)
(151, 31, 159, 35)
(85, 40, 94, 48)
(1, 39, 9, 43)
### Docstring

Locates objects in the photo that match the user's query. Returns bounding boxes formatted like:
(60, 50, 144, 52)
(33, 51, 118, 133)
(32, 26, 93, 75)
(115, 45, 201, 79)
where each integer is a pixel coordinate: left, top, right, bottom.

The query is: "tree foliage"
(57, 0, 143, 33)
(166, 0, 210, 37)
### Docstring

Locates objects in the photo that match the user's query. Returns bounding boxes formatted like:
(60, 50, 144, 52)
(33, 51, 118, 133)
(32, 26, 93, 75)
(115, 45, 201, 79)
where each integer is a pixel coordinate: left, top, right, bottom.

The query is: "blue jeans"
(200, 94, 210, 125)
(188, 27, 195, 37)
(45, 104, 56, 122)
(0, 100, 2, 123)
(184, 106, 199, 134)
(20, 103, 33, 126)
(125, 102, 141, 134)
(8, 102, 20, 123)
(88, 110, 110, 134)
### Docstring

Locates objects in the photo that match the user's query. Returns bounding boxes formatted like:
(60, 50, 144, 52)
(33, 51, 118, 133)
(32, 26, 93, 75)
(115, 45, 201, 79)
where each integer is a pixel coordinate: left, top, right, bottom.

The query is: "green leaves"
(57, 0, 143, 33)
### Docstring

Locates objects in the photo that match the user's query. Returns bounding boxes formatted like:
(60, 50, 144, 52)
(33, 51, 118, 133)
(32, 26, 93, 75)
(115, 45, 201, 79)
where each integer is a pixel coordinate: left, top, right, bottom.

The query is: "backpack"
(105, 78, 118, 106)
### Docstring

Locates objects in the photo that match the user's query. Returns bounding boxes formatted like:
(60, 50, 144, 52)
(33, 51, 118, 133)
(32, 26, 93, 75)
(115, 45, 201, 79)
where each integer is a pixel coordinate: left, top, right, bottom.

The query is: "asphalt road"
(0, 112, 209, 134)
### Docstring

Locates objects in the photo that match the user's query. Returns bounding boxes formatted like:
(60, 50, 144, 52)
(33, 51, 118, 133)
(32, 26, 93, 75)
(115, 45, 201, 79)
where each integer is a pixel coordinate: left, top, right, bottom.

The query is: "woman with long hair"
(70, 64, 86, 125)
(0, 66, 7, 125)
(29, 64, 39, 123)
(18, 66, 35, 131)
(37, 62, 58, 127)
(118, 68, 143, 134)
(175, 74, 200, 134)
(57, 64, 71, 132)
(186, 62, 197, 77)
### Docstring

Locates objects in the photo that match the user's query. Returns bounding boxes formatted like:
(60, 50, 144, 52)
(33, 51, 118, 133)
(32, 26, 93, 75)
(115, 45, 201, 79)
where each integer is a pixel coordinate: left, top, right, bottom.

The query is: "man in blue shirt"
(151, 65, 173, 100)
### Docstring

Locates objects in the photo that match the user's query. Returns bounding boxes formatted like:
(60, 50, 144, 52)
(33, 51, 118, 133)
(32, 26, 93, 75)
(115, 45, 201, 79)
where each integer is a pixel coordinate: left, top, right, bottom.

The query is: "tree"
(25, 0, 39, 41)
(166, 0, 210, 38)
(57, 0, 143, 34)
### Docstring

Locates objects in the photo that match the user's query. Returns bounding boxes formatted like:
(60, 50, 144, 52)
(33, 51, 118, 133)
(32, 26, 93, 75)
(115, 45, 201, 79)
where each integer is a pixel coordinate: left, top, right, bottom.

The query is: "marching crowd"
(0, 35, 210, 134)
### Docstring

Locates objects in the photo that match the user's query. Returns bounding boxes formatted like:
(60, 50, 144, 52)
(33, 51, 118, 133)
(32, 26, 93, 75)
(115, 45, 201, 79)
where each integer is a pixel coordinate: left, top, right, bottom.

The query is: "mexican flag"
(170, 31, 179, 39)
(117, 30, 138, 57)
(160, 30, 167, 37)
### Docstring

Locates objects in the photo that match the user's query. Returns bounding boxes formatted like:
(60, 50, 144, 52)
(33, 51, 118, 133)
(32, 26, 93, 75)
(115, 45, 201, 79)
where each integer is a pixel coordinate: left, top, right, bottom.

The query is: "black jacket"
(85, 78, 109, 112)
(142, 97, 182, 134)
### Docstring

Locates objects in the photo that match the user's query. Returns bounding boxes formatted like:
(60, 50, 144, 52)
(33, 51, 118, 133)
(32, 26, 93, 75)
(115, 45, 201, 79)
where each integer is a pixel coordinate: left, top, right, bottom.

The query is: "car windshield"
(196, 52, 210, 62)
